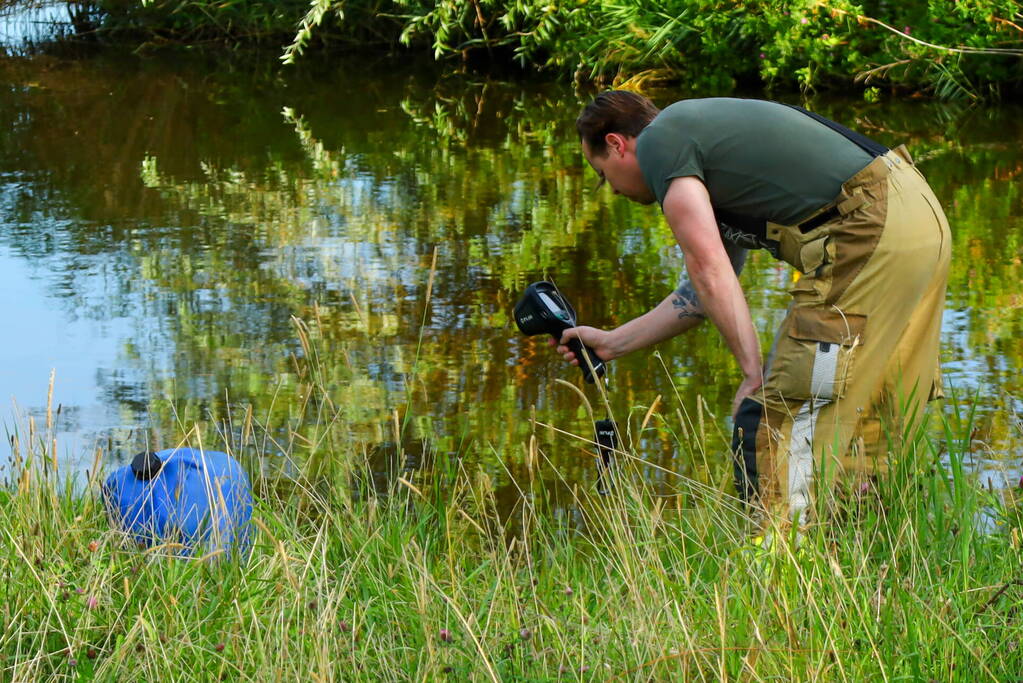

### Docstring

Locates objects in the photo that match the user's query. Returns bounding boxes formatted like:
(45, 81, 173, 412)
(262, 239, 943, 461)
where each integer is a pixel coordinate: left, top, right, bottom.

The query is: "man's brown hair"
(576, 91, 661, 157)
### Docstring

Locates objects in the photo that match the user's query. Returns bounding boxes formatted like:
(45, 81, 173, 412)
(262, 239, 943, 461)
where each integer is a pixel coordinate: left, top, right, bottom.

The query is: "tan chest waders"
(732, 135, 951, 529)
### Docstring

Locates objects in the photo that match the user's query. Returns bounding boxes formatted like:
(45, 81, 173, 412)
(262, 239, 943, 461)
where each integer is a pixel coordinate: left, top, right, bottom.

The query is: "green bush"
(285, 0, 1023, 98)
(9, 1, 1023, 97)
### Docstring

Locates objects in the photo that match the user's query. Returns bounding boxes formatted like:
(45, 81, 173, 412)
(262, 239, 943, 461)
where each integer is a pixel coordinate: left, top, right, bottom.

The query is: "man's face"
(582, 135, 655, 205)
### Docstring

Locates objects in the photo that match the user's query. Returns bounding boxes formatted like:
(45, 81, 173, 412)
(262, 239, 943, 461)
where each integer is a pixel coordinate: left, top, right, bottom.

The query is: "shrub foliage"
(4, 1, 1021, 97)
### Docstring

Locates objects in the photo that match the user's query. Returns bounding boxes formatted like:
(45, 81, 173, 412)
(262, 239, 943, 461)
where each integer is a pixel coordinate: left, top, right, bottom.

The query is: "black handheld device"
(513, 281, 606, 383)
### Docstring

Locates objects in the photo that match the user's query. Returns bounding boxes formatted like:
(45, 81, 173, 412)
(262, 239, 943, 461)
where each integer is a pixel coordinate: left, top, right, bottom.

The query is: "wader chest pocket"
(769, 308, 866, 403)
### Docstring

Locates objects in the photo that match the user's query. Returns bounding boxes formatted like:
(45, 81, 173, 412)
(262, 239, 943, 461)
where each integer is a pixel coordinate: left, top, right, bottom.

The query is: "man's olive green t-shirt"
(636, 98, 874, 226)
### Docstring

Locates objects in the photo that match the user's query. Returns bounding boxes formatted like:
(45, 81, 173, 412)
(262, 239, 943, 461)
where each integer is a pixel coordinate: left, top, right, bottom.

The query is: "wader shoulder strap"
(782, 103, 889, 158)
(711, 103, 888, 252)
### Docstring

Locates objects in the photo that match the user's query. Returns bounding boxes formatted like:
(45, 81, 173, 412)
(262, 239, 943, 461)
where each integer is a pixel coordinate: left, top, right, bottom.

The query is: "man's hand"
(548, 326, 617, 366)
(732, 373, 764, 418)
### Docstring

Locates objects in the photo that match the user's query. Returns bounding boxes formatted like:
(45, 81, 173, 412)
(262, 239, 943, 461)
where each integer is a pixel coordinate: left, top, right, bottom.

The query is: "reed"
(2, 331, 1021, 680)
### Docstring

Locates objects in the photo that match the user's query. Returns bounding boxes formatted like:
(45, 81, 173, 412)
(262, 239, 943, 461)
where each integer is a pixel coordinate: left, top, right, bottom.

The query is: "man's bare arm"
(661, 176, 762, 410)
(553, 288, 706, 364)
(555, 227, 749, 364)
(673, 238, 747, 320)
(596, 230, 749, 354)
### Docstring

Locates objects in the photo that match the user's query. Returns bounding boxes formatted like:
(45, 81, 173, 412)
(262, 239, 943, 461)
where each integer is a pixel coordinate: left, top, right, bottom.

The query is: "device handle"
(565, 337, 606, 383)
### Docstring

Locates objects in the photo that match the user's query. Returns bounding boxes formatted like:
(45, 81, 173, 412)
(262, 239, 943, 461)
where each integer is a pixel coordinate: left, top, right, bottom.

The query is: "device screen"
(538, 291, 572, 323)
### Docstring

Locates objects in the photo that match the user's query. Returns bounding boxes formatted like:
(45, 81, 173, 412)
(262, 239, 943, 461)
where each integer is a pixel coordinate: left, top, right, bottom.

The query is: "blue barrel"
(103, 448, 253, 557)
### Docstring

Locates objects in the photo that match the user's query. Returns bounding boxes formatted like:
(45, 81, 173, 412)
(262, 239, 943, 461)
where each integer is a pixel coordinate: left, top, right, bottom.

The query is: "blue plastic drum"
(103, 448, 253, 557)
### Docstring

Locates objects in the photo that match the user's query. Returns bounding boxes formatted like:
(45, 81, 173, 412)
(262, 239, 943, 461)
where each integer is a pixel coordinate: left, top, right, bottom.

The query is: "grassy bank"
(3, 1, 1022, 99)
(3, 389, 1022, 681)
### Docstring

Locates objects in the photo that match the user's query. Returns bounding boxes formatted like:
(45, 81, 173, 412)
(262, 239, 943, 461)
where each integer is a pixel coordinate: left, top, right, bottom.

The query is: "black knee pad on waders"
(731, 397, 762, 503)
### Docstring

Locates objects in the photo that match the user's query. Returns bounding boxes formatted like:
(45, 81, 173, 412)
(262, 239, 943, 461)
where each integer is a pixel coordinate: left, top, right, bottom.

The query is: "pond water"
(1, 49, 1021, 501)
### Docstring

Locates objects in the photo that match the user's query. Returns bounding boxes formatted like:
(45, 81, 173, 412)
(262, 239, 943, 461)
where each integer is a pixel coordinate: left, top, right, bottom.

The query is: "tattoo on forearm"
(672, 285, 706, 320)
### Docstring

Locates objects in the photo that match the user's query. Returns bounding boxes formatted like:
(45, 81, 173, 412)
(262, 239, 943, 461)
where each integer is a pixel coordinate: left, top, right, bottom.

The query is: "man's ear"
(604, 132, 627, 157)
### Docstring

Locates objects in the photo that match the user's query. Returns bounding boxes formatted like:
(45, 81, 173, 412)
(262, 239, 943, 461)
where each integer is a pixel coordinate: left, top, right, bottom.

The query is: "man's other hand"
(732, 374, 764, 418)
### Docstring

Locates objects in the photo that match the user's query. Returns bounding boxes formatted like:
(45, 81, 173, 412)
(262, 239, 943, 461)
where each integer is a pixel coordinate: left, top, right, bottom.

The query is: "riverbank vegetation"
(2, 1, 1022, 99)
(2, 336, 1022, 679)
(286, 0, 1023, 100)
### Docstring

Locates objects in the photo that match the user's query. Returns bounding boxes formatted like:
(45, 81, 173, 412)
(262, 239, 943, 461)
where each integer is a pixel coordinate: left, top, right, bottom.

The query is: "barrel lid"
(130, 451, 163, 480)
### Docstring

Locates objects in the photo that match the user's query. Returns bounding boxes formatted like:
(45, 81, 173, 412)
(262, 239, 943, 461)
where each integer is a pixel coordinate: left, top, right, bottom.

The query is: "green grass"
(3, 381, 1022, 681)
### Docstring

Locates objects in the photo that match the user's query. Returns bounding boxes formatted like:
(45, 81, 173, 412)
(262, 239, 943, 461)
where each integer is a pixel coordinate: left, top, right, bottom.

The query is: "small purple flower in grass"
(564, 586, 573, 596)
(439, 628, 453, 643)
(68, 658, 78, 667)
(340, 620, 351, 633)
(520, 628, 532, 641)
(86, 596, 98, 609)
(859, 481, 870, 495)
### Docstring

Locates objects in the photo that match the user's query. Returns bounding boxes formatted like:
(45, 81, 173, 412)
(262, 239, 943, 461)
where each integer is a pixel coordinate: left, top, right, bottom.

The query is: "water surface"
(1, 50, 1020, 498)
